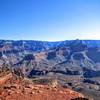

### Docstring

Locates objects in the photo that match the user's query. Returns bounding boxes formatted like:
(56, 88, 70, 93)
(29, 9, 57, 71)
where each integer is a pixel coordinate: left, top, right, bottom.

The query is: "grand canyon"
(0, 39, 100, 100)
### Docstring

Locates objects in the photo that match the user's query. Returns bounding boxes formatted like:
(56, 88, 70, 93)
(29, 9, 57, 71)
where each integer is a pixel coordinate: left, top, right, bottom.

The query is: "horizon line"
(0, 39, 100, 42)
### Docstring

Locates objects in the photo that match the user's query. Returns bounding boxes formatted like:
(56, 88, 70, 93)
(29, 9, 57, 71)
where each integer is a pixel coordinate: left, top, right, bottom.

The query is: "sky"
(0, 0, 100, 41)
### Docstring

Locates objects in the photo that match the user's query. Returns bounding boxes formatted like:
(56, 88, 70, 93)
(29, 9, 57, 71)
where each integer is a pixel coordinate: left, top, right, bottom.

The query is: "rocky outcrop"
(0, 73, 85, 100)
(0, 73, 12, 85)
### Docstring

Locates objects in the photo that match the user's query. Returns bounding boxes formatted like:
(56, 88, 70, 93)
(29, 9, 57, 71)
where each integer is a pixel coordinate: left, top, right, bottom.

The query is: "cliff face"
(0, 40, 100, 77)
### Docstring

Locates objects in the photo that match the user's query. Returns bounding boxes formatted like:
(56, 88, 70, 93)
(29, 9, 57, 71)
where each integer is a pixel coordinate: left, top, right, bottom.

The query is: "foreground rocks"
(0, 73, 85, 100)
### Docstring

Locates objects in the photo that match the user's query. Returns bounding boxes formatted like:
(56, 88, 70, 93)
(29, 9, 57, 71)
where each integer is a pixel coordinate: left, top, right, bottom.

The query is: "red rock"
(0, 73, 84, 100)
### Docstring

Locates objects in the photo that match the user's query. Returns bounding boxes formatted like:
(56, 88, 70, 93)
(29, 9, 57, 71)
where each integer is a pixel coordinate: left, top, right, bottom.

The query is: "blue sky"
(0, 0, 100, 41)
